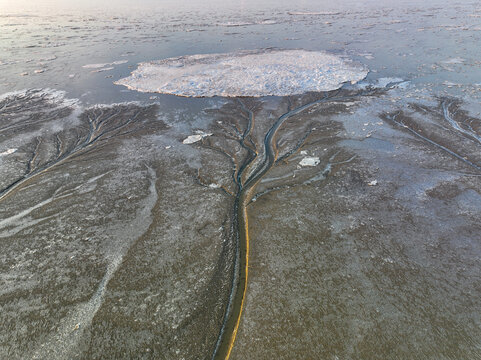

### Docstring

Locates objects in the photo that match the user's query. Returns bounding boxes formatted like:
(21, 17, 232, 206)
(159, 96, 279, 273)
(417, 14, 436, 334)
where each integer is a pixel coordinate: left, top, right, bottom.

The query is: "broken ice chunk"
(182, 132, 212, 144)
(299, 156, 320, 167)
(0, 148, 17, 156)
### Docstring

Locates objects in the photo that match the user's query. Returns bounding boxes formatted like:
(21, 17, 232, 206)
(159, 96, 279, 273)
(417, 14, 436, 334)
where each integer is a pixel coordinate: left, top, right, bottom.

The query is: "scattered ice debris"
(299, 156, 320, 167)
(358, 53, 374, 60)
(259, 19, 277, 25)
(209, 183, 221, 189)
(441, 57, 465, 64)
(219, 22, 255, 27)
(300, 150, 308, 155)
(182, 131, 212, 144)
(382, 257, 394, 264)
(288, 11, 340, 16)
(165, 145, 171, 149)
(115, 49, 368, 97)
(38, 55, 57, 62)
(34, 69, 45, 74)
(69, 74, 76, 78)
(355, 77, 408, 90)
(368, 180, 378, 186)
(92, 67, 114, 73)
(0, 89, 78, 108)
(82, 60, 128, 69)
(443, 81, 459, 87)
(0, 148, 17, 156)
(376, 77, 405, 88)
(219, 19, 277, 27)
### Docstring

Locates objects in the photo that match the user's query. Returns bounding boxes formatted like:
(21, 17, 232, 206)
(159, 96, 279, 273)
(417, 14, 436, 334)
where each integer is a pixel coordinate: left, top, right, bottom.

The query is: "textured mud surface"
(1, 83, 480, 359)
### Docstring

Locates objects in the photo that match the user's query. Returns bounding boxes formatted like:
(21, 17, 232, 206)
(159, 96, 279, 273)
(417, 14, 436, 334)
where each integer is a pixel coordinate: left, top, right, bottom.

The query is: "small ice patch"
(299, 156, 320, 167)
(219, 22, 255, 27)
(288, 11, 340, 16)
(82, 60, 128, 69)
(441, 57, 465, 64)
(182, 131, 212, 144)
(0, 148, 17, 156)
(115, 49, 368, 97)
(355, 77, 406, 90)
(92, 67, 114, 73)
(376, 77, 405, 88)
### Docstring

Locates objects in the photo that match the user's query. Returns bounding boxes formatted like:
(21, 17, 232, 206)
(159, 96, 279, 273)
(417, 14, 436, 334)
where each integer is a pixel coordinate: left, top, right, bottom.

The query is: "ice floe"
(115, 49, 368, 97)
(218, 19, 277, 27)
(92, 67, 114, 73)
(182, 131, 212, 144)
(288, 11, 340, 16)
(82, 60, 128, 69)
(441, 57, 465, 64)
(299, 156, 320, 167)
(355, 77, 407, 90)
(0, 148, 16, 156)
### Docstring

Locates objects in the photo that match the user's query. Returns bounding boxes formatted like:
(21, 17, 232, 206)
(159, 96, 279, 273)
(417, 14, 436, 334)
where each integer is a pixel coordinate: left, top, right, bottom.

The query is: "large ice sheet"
(114, 49, 368, 97)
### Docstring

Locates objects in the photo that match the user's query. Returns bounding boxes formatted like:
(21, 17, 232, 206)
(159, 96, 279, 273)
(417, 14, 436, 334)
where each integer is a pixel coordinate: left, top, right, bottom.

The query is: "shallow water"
(1, 1, 481, 359)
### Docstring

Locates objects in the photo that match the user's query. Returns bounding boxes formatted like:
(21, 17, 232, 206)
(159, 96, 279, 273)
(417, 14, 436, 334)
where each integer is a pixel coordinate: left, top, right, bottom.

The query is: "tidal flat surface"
(1, 0, 481, 359)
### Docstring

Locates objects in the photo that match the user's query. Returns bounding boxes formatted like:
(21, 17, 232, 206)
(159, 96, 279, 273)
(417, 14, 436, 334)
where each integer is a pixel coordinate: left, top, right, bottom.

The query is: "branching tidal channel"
(209, 87, 384, 359)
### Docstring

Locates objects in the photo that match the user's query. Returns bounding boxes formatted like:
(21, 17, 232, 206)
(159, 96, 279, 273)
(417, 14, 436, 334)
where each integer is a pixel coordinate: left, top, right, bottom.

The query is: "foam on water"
(115, 49, 368, 97)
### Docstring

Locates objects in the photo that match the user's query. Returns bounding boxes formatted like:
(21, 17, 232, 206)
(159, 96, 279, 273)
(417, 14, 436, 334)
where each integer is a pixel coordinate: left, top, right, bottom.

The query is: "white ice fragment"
(299, 156, 320, 167)
(443, 81, 458, 87)
(165, 145, 171, 149)
(300, 150, 308, 155)
(0, 148, 17, 156)
(115, 49, 368, 98)
(368, 180, 378, 186)
(219, 22, 255, 27)
(376, 77, 404, 88)
(92, 67, 114, 73)
(83, 63, 110, 69)
(82, 60, 128, 69)
(34, 69, 45, 74)
(258, 20, 277, 25)
(209, 183, 221, 189)
(182, 132, 212, 144)
(288, 11, 340, 16)
(441, 57, 465, 64)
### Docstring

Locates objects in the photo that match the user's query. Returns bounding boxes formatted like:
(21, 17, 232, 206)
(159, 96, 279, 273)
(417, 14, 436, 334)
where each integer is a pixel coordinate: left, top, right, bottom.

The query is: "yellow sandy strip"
(224, 203, 249, 360)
